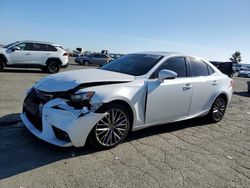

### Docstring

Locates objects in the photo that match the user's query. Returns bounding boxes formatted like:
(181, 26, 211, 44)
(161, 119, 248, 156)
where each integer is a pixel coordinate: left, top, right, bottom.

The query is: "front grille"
(28, 88, 53, 103)
(25, 109, 43, 131)
(23, 88, 53, 132)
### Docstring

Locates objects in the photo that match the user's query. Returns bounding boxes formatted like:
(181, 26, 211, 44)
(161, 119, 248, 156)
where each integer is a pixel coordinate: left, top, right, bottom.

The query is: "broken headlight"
(70, 91, 95, 102)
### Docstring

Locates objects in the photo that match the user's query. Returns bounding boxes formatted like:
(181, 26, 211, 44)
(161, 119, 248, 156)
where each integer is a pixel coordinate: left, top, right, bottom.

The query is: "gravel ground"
(0, 61, 250, 188)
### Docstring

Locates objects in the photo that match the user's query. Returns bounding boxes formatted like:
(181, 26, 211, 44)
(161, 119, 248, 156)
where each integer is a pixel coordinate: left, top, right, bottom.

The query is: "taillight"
(63, 52, 69, 56)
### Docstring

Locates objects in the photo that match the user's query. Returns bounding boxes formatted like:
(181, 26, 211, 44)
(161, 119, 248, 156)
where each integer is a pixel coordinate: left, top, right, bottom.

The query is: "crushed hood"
(35, 69, 135, 92)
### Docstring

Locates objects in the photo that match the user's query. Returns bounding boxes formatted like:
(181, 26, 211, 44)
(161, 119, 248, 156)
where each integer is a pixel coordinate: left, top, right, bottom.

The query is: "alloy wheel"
(95, 108, 129, 147)
(48, 62, 59, 73)
(212, 97, 226, 121)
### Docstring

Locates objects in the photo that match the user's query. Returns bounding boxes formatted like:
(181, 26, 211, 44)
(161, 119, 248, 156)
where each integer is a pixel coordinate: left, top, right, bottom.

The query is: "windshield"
(101, 54, 163, 76)
(3, 42, 19, 48)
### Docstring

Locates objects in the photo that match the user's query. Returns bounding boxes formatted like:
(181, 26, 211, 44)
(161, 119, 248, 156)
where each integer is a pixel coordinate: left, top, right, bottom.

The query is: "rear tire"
(88, 103, 131, 150)
(0, 60, 5, 71)
(46, 61, 61, 74)
(207, 96, 227, 123)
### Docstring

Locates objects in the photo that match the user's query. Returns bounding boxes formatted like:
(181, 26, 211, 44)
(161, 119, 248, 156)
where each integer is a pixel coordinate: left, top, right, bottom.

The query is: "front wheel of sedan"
(207, 96, 227, 123)
(88, 104, 131, 150)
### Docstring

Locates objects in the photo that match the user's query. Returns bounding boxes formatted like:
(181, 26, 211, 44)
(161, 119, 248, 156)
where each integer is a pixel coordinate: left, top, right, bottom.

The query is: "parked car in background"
(109, 53, 124, 59)
(0, 40, 69, 73)
(233, 64, 242, 73)
(69, 50, 81, 57)
(210, 61, 233, 77)
(238, 69, 250, 77)
(101, 50, 109, 54)
(75, 53, 113, 66)
(21, 52, 233, 150)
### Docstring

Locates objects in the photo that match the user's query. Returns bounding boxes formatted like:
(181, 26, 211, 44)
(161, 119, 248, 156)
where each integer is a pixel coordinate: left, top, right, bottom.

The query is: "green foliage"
(229, 51, 241, 64)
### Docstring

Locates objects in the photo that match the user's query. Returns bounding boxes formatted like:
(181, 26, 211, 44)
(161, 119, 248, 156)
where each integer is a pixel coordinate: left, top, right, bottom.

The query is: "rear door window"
(48, 45, 57, 51)
(33, 43, 45, 51)
(36, 43, 47, 51)
(188, 57, 209, 76)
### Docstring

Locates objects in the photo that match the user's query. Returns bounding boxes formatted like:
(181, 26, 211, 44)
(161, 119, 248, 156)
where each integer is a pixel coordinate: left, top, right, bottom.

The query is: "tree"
(229, 51, 242, 64)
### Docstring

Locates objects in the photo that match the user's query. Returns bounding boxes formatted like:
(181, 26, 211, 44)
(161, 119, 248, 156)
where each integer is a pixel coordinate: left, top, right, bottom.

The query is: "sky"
(0, 0, 250, 62)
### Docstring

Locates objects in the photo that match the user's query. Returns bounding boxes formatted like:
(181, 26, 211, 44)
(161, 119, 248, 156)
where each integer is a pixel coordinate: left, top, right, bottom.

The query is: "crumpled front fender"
(43, 98, 107, 147)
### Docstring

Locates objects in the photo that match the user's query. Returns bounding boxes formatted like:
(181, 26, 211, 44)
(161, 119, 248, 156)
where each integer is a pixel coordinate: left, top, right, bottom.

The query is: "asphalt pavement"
(0, 61, 250, 187)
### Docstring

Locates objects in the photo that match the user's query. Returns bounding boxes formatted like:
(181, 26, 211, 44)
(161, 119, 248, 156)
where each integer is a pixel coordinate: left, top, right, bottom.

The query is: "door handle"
(45, 53, 51, 55)
(25, 53, 30, 55)
(183, 83, 192, 90)
(212, 80, 218, 85)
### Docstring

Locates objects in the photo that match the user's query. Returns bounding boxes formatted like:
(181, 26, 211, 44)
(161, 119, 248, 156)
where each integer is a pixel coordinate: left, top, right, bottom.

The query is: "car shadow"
(0, 113, 20, 127)
(0, 113, 210, 180)
(68, 62, 80, 66)
(1, 68, 45, 74)
(68, 62, 99, 68)
(233, 91, 250, 97)
(128, 117, 208, 141)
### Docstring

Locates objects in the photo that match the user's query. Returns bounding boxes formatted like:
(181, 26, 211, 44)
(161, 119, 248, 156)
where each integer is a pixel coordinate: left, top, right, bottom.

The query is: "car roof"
(16, 40, 61, 46)
(132, 51, 189, 58)
(133, 51, 217, 66)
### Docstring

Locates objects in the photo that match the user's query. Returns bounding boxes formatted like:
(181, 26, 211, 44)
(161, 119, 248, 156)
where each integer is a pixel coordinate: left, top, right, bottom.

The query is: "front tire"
(207, 96, 227, 123)
(88, 103, 131, 150)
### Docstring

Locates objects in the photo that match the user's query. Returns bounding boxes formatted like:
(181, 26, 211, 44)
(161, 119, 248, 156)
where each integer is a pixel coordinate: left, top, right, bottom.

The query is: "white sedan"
(21, 52, 233, 149)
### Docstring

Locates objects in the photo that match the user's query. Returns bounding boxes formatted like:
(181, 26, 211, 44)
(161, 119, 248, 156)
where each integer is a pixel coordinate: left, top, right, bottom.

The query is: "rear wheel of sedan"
(207, 96, 227, 123)
(89, 103, 131, 150)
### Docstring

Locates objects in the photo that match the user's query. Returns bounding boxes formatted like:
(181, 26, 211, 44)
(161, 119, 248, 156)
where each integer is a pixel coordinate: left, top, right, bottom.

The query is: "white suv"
(0, 41, 69, 73)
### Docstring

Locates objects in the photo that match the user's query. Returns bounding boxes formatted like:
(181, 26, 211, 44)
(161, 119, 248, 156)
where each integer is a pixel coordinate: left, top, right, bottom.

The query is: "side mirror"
(12, 46, 20, 51)
(158, 69, 177, 82)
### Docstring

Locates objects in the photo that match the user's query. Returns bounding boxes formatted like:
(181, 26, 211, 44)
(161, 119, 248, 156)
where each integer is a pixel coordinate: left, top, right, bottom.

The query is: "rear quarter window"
(207, 65, 214, 75)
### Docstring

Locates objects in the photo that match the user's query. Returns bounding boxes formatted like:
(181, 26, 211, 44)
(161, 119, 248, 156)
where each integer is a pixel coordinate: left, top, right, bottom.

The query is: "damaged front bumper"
(21, 98, 106, 147)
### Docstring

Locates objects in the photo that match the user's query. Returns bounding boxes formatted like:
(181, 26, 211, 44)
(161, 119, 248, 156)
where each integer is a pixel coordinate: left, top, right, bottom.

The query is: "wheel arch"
(98, 99, 135, 131)
(217, 93, 228, 103)
(211, 92, 229, 108)
(45, 57, 62, 65)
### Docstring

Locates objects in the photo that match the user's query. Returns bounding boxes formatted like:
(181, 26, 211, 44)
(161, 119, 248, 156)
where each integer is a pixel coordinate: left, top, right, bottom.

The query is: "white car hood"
(35, 69, 135, 92)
